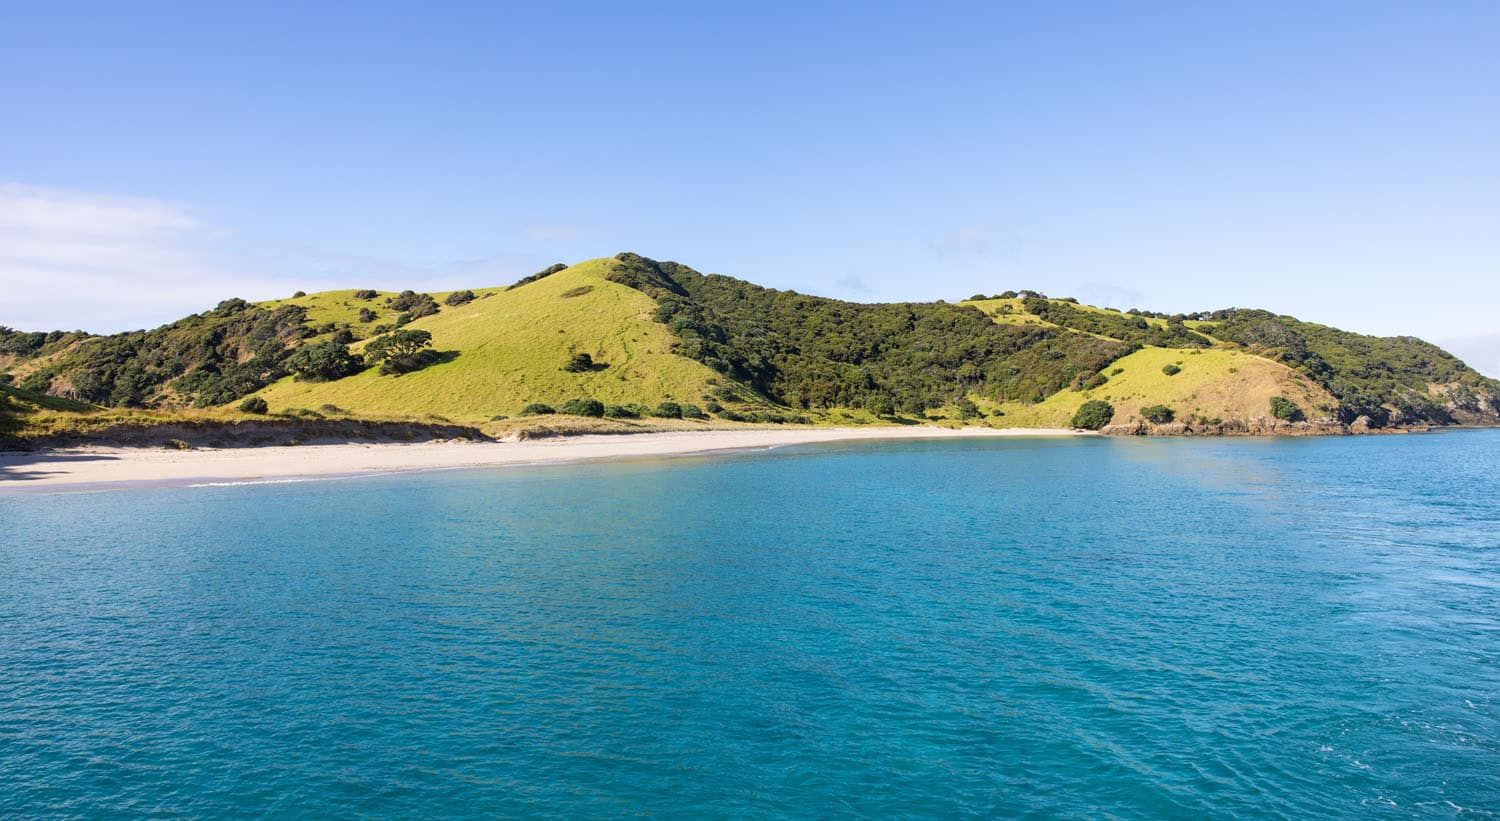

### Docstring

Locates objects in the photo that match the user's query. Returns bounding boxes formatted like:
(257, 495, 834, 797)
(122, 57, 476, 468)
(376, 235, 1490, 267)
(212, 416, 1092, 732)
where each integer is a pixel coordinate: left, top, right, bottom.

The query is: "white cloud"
(1439, 334, 1500, 379)
(0, 183, 323, 333)
(0, 183, 553, 333)
(926, 225, 994, 258)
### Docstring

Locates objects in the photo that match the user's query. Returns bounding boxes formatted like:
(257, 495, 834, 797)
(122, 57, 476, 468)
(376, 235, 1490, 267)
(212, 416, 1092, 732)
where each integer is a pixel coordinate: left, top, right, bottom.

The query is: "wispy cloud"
(1439, 334, 1500, 379)
(831, 272, 874, 297)
(1072, 282, 1145, 312)
(0, 183, 314, 332)
(0, 182, 554, 333)
(926, 225, 993, 258)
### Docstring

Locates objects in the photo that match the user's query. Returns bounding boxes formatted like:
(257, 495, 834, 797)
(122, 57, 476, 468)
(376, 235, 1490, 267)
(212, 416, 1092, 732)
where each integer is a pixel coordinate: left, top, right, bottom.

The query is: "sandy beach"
(0, 426, 1084, 492)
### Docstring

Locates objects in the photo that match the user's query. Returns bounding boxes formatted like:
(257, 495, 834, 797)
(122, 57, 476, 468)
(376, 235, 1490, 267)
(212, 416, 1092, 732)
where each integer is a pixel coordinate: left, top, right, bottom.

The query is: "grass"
(253, 259, 737, 424)
(960, 298, 1058, 329)
(259, 287, 506, 342)
(988, 346, 1338, 428)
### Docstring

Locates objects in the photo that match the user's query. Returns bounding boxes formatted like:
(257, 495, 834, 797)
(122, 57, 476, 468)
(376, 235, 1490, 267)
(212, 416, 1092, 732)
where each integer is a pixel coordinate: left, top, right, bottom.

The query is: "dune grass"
(989, 346, 1338, 428)
(253, 259, 734, 423)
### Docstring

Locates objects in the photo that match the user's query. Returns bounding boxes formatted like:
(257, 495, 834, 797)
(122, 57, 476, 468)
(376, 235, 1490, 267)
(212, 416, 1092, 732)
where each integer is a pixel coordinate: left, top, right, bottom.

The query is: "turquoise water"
(2, 432, 1499, 817)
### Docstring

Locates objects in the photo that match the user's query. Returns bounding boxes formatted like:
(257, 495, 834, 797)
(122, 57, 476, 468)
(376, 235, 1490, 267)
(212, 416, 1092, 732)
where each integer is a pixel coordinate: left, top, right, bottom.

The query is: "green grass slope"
(253, 259, 732, 422)
(991, 346, 1338, 428)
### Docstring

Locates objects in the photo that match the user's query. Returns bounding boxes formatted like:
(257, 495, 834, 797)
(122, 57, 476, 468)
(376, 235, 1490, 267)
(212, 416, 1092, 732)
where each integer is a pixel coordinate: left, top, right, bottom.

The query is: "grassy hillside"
(990, 347, 1337, 428)
(252, 259, 732, 422)
(4, 252, 1497, 441)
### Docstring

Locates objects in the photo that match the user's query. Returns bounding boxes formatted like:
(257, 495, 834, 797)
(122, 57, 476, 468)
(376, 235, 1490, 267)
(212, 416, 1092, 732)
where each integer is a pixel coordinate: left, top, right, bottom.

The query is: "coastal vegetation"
(3, 253, 1496, 443)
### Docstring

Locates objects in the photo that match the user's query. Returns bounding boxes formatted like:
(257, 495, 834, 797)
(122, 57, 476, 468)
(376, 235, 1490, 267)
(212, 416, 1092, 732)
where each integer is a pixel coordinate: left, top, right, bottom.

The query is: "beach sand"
(0, 426, 1086, 492)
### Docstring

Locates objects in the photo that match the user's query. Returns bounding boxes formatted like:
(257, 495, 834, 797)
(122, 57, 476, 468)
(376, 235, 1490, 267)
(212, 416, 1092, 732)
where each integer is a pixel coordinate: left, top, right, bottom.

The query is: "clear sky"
(2, 1, 1496, 374)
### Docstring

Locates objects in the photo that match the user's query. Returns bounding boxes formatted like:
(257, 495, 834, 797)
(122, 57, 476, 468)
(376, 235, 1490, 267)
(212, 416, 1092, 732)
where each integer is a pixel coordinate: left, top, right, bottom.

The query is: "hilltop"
(3, 253, 1497, 445)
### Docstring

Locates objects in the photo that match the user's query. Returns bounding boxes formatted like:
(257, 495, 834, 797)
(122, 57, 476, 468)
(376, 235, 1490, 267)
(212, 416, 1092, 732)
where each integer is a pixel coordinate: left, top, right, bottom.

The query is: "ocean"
(3, 431, 1498, 816)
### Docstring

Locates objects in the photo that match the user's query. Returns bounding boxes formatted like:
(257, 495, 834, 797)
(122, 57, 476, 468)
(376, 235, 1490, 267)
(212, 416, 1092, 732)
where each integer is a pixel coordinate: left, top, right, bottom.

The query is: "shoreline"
(0, 426, 1087, 493)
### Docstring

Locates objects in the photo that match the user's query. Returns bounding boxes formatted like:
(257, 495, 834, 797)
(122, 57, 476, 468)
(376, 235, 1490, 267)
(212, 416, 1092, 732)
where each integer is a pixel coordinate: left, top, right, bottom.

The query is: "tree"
(1071, 400, 1115, 430)
(358, 308, 377, 323)
(654, 401, 683, 418)
(1161, 363, 1182, 376)
(353, 289, 378, 300)
(1269, 396, 1304, 422)
(444, 290, 476, 306)
(1141, 404, 1174, 424)
(238, 396, 269, 414)
(365, 329, 435, 374)
(286, 340, 363, 381)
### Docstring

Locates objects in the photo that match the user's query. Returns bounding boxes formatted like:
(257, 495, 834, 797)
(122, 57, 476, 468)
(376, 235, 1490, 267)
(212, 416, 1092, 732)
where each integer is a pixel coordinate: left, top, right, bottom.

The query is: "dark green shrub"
(292, 290, 306, 298)
(1084, 372, 1109, 390)
(388, 290, 439, 318)
(681, 403, 706, 419)
(317, 403, 344, 415)
(444, 290, 476, 306)
(955, 398, 981, 420)
(603, 404, 639, 419)
(287, 339, 363, 381)
(560, 286, 594, 298)
(1161, 364, 1182, 376)
(365, 329, 437, 375)
(1071, 400, 1115, 430)
(509, 263, 568, 290)
(353, 289, 378, 300)
(654, 401, 683, 418)
(703, 401, 723, 414)
(1269, 396, 1304, 422)
(1141, 404, 1174, 424)
(238, 396, 269, 414)
(357, 308, 377, 323)
(519, 403, 555, 416)
(559, 398, 605, 417)
(563, 352, 597, 372)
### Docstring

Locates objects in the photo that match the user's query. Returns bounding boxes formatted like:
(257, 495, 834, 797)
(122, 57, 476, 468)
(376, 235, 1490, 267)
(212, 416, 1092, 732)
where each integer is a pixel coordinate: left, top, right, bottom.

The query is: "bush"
(1141, 404, 1174, 424)
(563, 352, 597, 372)
(560, 285, 594, 299)
(1161, 364, 1182, 376)
(955, 398, 981, 420)
(357, 308, 377, 323)
(286, 339, 363, 381)
(1071, 399, 1115, 430)
(559, 398, 605, 417)
(388, 290, 439, 318)
(317, 403, 345, 415)
(519, 403, 556, 416)
(353, 289, 378, 300)
(444, 290, 476, 306)
(1083, 372, 1109, 390)
(238, 396, 269, 414)
(603, 404, 639, 419)
(704, 401, 723, 414)
(654, 401, 683, 418)
(366, 329, 435, 375)
(292, 290, 306, 298)
(1269, 396, 1304, 422)
(681, 403, 707, 419)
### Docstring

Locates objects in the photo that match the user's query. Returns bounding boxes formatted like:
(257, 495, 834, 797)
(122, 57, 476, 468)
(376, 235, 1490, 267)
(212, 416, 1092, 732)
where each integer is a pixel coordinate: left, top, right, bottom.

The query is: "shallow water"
(3, 431, 1498, 816)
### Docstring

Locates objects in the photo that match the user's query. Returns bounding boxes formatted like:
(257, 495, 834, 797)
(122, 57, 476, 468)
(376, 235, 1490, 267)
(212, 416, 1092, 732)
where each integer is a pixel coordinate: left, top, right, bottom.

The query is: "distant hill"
(3, 253, 1497, 440)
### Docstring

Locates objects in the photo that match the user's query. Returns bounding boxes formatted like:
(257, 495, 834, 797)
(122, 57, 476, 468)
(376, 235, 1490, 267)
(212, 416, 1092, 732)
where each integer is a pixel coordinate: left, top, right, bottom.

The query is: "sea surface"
(3, 431, 1499, 817)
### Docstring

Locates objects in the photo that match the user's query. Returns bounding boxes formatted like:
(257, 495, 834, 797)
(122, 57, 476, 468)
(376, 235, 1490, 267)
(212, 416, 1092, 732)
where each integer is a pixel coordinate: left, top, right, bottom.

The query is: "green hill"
(255, 258, 731, 422)
(3, 252, 1497, 441)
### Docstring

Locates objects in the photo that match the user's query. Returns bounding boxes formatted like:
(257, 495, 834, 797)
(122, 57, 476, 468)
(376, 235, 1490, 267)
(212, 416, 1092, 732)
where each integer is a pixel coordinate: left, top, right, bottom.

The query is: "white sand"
(0, 426, 1086, 492)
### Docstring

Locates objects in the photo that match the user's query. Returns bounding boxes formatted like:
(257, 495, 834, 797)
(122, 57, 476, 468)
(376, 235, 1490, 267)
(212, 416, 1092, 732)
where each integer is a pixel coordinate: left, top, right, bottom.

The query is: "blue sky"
(2, 2, 1497, 374)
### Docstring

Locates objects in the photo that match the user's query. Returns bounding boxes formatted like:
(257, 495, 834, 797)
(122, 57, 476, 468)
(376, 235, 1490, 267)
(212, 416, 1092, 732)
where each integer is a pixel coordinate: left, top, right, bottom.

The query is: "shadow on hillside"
(385, 350, 460, 376)
(0, 451, 121, 482)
